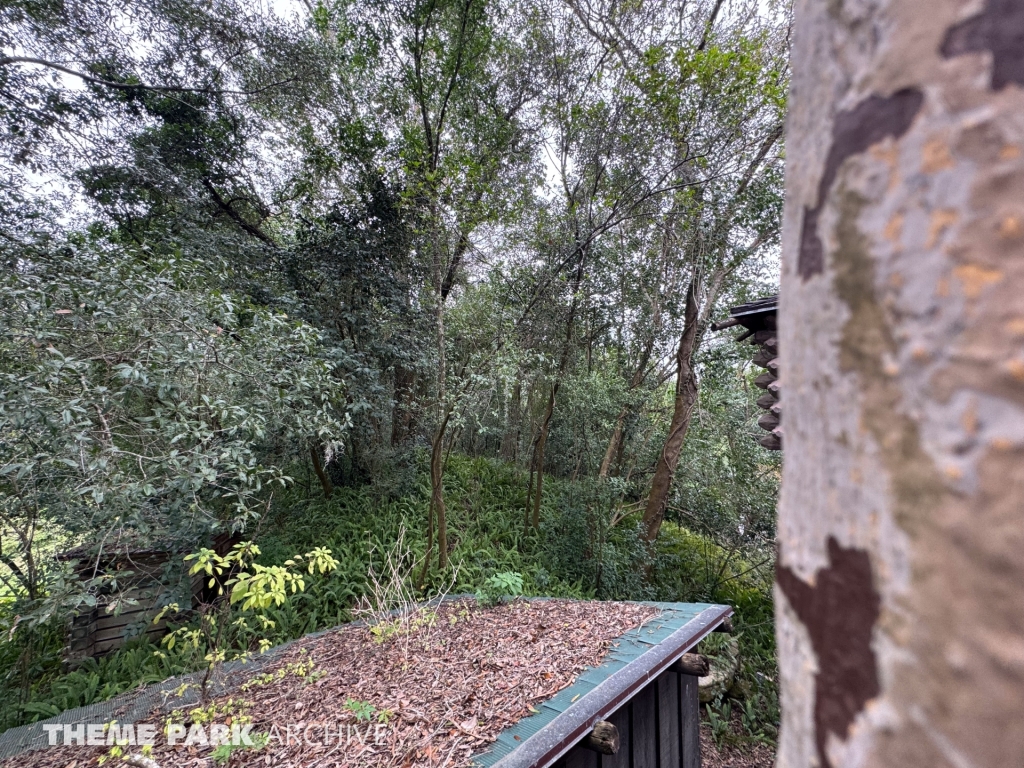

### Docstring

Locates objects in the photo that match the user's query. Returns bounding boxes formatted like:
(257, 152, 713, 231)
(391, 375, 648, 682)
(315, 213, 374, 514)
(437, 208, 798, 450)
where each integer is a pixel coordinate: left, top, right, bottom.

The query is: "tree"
(560, 0, 787, 542)
(777, 1, 1024, 766)
(0, 225, 348, 627)
(363, 0, 535, 572)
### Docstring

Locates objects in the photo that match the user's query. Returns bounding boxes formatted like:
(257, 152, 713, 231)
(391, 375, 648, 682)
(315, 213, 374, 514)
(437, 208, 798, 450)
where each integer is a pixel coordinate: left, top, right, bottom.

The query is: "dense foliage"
(0, 0, 788, 748)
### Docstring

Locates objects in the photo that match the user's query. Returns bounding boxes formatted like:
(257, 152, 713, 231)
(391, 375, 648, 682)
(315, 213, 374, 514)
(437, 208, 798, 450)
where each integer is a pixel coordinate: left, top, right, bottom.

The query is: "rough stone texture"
(697, 637, 740, 704)
(778, 1, 1024, 767)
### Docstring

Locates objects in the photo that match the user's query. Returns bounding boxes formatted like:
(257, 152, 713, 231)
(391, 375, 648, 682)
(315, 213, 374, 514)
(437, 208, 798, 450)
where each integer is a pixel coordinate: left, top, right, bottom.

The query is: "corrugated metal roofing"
(473, 601, 730, 768)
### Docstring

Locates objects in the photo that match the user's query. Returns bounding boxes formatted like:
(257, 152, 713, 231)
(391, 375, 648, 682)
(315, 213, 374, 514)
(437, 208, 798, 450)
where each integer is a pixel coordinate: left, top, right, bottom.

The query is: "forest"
(0, 0, 788, 756)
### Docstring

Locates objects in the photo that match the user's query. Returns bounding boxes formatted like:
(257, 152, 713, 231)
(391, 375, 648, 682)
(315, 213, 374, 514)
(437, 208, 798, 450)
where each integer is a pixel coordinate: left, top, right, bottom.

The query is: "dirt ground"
(700, 723, 775, 768)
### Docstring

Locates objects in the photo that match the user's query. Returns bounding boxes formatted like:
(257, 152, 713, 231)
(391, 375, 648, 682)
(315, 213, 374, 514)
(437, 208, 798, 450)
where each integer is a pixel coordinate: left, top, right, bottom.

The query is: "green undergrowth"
(0, 454, 776, 745)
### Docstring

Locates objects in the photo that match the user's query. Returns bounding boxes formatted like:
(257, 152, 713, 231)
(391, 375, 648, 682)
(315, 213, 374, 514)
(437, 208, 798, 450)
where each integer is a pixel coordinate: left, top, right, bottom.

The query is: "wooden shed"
(60, 532, 237, 665)
(473, 602, 732, 768)
(712, 296, 781, 451)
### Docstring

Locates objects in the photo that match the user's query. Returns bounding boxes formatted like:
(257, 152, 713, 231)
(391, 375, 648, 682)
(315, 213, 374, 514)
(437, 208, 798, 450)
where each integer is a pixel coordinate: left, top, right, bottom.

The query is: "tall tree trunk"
(500, 379, 522, 462)
(310, 443, 333, 499)
(525, 243, 588, 527)
(429, 416, 449, 570)
(529, 381, 559, 530)
(428, 287, 450, 571)
(641, 279, 700, 542)
(391, 365, 417, 446)
(599, 407, 627, 478)
(777, 2, 1024, 766)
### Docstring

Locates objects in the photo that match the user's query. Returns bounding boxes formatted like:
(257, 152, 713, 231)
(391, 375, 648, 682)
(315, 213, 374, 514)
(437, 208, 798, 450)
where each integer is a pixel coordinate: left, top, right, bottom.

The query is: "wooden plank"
(92, 622, 165, 644)
(658, 671, 680, 768)
(91, 607, 161, 631)
(632, 682, 657, 768)
(680, 673, 701, 768)
(565, 745, 598, 768)
(601, 705, 630, 768)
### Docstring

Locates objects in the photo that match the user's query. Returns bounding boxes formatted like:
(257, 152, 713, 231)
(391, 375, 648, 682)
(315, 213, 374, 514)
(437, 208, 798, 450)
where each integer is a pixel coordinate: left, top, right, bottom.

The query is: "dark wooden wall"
(552, 668, 701, 768)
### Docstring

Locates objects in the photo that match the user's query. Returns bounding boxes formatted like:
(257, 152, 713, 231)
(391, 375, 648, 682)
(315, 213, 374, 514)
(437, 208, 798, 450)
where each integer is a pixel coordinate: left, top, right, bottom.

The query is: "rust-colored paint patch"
(941, 0, 1024, 91)
(799, 90, 924, 280)
(777, 538, 881, 768)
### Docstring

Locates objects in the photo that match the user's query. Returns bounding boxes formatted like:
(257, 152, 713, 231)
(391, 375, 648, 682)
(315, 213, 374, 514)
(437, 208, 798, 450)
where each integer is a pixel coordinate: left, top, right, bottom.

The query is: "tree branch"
(0, 57, 295, 96)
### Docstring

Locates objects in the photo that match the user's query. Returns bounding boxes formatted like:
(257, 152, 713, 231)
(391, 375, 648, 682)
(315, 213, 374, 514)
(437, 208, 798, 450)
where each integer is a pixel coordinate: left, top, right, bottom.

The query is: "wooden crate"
(62, 533, 238, 666)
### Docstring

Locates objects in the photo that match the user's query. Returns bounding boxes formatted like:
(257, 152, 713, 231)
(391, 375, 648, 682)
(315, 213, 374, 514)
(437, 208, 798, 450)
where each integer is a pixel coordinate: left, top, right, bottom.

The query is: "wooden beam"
(670, 653, 710, 677)
(710, 317, 741, 331)
(581, 720, 620, 755)
(713, 616, 734, 633)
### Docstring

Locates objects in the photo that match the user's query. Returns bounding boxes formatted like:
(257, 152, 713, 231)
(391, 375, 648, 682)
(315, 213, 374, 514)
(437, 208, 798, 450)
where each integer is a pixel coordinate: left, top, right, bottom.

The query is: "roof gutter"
(489, 604, 733, 768)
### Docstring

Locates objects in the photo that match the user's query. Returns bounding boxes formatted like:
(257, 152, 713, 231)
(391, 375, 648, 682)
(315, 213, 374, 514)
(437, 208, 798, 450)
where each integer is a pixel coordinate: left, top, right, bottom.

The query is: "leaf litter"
(3, 598, 660, 768)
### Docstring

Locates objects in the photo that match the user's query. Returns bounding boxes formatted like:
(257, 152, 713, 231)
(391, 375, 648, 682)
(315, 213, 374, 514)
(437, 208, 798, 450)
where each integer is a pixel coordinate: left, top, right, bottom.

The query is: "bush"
(0, 454, 779, 743)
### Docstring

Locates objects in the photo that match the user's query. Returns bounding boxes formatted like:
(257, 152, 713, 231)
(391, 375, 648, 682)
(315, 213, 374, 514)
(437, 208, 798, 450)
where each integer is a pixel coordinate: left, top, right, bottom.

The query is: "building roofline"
(477, 602, 733, 768)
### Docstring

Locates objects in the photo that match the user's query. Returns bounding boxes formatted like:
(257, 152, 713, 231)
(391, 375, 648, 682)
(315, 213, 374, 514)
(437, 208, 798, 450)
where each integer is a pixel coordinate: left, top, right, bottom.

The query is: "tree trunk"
(527, 381, 558, 531)
(390, 365, 417, 446)
(310, 443, 333, 499)
(777, 3, 1024, 767)
(429, 419, 449, 570)
(598, 407, 627, 478)
(641, 279, 700, 542)
(500, 379, 522, 462)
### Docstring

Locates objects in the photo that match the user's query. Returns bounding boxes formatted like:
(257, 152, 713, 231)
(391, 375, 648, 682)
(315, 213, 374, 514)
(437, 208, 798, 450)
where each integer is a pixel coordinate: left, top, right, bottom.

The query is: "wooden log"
(770, 402, 782, 416)
(601, 707, 629, 768)
(767, 357, 779, 373)
(754, 372, 776, 390)
(767, 379, 781, 395)
(756, 392, 777, 410)
(752, 349, 775, 368)
(710, 317, 740, 331)
(671, 653, 710, 677)
(758, 412, 780, 431)
(714, 616, 734, 633)
(581, 720, 620, 755)
(759, 433, 782, 451)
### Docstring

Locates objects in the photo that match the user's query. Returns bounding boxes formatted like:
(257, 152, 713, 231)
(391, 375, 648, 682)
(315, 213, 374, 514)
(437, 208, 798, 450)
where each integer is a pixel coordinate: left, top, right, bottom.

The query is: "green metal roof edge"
(472, 601, 732, 768)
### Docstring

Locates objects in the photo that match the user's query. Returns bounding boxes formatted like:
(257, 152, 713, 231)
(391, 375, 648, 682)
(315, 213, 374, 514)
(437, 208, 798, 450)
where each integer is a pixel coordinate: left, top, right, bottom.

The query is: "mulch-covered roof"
(3, 598, 660, 768)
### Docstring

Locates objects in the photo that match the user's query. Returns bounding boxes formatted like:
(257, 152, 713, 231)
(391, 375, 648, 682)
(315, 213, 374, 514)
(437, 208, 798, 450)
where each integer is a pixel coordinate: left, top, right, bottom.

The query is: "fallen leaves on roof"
(4, 598, 659, 768)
